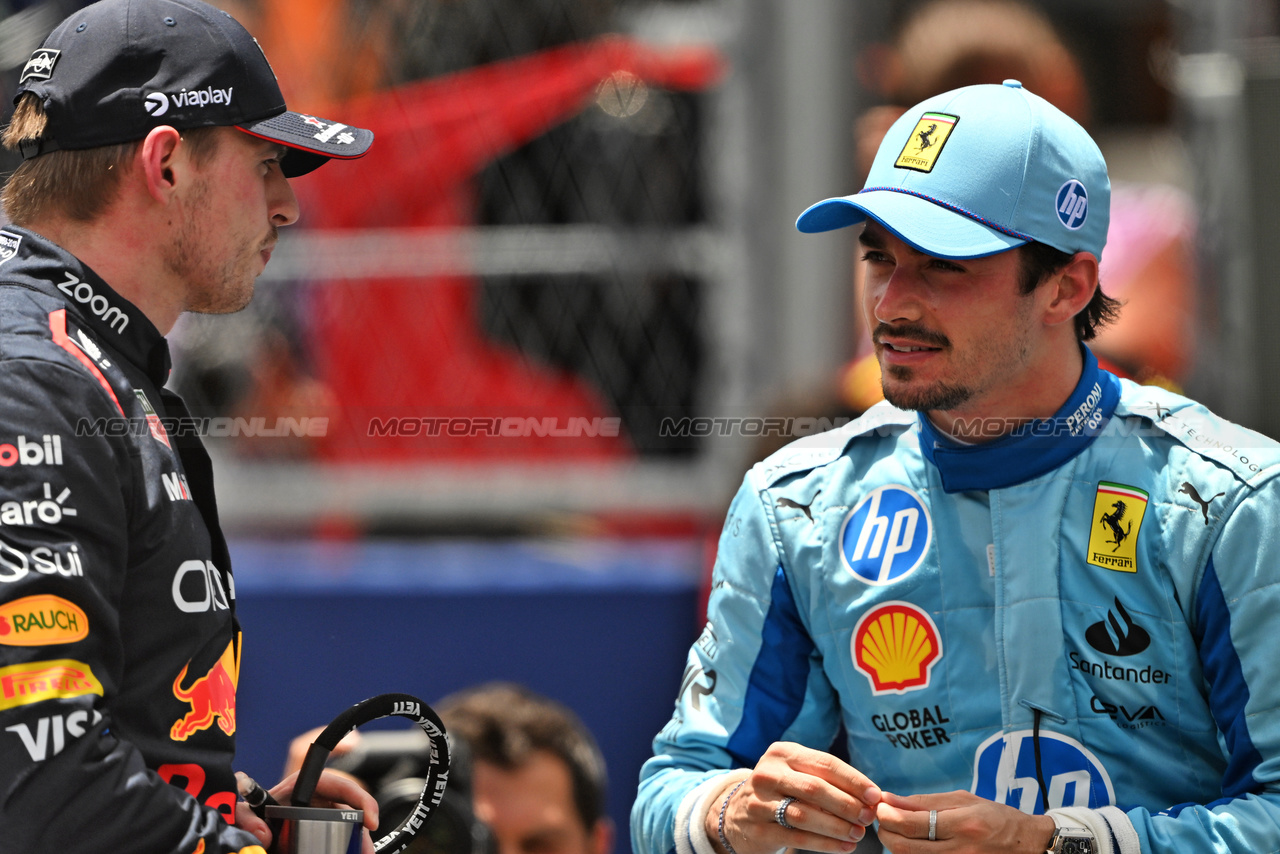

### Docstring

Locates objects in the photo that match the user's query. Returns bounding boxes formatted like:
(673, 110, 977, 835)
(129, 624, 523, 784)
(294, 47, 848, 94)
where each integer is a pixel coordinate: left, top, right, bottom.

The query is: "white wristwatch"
(1046, 825, 1094, 854)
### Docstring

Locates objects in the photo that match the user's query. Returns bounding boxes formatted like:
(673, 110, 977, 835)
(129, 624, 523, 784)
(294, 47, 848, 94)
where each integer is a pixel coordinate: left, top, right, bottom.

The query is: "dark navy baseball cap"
(14, 0, 372, 176)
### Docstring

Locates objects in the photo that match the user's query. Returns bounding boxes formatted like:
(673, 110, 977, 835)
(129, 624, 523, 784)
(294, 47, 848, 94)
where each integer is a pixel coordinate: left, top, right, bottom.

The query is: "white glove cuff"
(675, 775, 733, 854)
(1096, 806, 1140, 854)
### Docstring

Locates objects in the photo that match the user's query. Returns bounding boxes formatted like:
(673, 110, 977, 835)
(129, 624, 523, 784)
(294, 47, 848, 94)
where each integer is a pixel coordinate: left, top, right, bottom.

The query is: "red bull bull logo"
(170, 640, 238, 741)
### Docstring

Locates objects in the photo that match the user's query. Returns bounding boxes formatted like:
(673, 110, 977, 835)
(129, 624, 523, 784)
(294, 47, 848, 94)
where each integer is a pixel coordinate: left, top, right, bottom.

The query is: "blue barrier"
(230, 537, 703, 854)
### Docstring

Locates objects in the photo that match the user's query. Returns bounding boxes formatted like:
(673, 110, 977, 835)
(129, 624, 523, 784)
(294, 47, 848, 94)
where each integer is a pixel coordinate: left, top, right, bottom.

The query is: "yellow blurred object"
(840, 353, 885, 414)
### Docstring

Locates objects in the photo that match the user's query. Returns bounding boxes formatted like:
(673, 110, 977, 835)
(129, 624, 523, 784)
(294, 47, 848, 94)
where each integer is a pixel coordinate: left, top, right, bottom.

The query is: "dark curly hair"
(1018, 239, 1121, 341)
(437, 683, 608, 831)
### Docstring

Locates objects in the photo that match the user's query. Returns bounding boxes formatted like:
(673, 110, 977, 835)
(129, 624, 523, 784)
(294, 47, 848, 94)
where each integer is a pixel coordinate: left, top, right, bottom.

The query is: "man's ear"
(138, 126, 185, 203)
(1042, 251, 1099, 329)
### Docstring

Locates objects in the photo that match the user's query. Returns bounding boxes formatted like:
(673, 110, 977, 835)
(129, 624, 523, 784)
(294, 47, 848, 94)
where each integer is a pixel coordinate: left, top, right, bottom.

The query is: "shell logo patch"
(1087, 481, 1148, 572)
(852, 601, 942, 695)
(895, 112, 958, 173)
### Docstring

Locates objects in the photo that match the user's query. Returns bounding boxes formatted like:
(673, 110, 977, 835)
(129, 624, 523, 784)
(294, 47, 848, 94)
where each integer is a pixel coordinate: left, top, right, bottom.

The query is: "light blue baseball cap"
(796, 80, 1109, 260)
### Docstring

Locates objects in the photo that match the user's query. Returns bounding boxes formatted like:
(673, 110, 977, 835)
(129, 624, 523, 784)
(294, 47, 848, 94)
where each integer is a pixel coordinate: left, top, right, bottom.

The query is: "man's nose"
(872, 267, 925, 324)
(270, 169, 300, 227)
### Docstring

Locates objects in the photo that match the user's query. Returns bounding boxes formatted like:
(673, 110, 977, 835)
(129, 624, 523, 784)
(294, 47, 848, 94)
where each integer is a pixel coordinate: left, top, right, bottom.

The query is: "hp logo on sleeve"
(840, 485, 931, 585)
(1056, 180, 1088, 230)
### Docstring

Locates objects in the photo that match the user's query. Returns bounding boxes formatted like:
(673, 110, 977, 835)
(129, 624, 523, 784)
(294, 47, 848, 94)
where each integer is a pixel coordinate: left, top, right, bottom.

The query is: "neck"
(925, 338, 1085, 442)
(24, 209, 184, 335)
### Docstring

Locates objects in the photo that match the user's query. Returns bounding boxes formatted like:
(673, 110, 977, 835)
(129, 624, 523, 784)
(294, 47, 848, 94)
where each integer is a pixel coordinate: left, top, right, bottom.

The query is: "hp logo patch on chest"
(840, 485, 932, 585)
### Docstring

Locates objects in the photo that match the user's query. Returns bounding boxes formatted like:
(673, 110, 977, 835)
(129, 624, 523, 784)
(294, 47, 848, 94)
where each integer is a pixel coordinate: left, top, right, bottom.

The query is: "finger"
(233, 800, 273, 848)
(763, 745, 881, 825)
(874, 803, 937, 841)
(774, 772, 879, 827)
(312, 769, 379, 830)
(879, 789, 974, 811)
(780, 743, 883, 806)
(266, 769, 379, 830)
(773, 795, 870, 843)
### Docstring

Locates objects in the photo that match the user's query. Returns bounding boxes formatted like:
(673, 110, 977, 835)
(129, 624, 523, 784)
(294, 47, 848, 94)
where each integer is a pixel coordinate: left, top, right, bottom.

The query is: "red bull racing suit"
(0, 227, 263, 852)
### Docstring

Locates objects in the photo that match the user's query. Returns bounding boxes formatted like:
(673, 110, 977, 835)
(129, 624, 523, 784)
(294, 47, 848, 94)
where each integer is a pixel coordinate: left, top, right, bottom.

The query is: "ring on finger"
(928, 809, 937, 841)
(775, 796, 797, 830)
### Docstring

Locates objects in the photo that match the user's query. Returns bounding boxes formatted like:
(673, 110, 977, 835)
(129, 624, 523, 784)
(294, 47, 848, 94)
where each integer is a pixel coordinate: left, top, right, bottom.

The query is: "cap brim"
(238, 110, 374, 177)
(795, 191, 1028, 259)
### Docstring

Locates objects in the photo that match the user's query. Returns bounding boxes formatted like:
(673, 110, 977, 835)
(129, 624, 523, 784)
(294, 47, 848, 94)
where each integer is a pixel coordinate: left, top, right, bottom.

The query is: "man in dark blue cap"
(0, 0, 375, 851)
(633, 80, 1280, 854)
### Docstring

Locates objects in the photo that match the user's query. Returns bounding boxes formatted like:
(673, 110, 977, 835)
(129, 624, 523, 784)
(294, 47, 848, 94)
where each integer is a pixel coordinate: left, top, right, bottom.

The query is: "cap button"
(1003, 79, 1023, 88)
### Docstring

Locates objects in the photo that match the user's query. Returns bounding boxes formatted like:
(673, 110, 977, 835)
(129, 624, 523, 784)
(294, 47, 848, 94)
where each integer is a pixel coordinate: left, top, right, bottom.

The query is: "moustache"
(260, 226, 279, 252)
(872, 323, 950, 349)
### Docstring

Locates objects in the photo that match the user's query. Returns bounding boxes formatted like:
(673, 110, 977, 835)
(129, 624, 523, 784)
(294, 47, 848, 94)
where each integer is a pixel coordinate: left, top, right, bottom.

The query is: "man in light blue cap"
(632, 80, 1280, 854)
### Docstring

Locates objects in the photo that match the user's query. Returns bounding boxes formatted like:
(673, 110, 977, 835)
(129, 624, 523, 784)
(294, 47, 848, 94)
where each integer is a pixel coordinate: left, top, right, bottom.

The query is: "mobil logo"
(971, 730, 1114, 814)
(840, 485, 932, 585)
(0, 435, 63, 467)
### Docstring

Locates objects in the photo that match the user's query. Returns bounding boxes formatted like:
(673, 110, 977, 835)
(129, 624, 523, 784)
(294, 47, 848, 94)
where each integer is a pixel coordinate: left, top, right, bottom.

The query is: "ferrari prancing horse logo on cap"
(895, 112, 958, 173)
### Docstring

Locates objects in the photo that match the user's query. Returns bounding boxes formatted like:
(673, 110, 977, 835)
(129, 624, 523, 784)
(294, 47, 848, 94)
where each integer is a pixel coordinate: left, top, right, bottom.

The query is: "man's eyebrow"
(857, 226, 886, 250)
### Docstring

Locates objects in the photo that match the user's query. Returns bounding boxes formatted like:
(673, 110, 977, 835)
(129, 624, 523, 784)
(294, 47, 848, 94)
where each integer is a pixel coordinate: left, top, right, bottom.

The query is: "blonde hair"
(2, 93, 221, 225)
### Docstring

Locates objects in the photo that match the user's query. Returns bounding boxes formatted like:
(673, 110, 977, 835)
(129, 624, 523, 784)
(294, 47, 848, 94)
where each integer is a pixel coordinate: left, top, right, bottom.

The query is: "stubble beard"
(880, 364, 974, 412)
(164, 176, 267, 315)
(873, 321, 974, 412)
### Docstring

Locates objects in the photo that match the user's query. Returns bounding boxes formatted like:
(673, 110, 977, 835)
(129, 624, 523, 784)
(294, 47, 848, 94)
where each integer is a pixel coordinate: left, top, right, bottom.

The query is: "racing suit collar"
(918, 345, 1121, 492)
(5, 226, 171, 385)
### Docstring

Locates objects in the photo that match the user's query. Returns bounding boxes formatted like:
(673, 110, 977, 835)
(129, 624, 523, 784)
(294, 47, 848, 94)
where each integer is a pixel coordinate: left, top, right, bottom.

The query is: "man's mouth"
(873, 323, 950, 354)
(882, 342, 940, 352)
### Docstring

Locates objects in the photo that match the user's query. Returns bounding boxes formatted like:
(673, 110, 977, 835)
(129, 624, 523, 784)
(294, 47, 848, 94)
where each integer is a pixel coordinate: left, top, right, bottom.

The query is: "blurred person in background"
(287, 682, 614, 854)
(0, 0, 377, 850)
(439, 683, 614, 854)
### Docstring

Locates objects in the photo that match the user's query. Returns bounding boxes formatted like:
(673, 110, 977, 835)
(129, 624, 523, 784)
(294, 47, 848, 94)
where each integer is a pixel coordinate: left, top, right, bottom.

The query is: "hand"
(875, 790, 1056, 853)
(704, 742, 881, 854)
(282, 725, 363, 777)
(234, 769, 380, 854)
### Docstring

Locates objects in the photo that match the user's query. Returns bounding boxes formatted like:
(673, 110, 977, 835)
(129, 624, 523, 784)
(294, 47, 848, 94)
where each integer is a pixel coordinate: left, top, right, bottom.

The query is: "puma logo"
(777, 490, 821, 523)
(1178, 482, 1223, 525)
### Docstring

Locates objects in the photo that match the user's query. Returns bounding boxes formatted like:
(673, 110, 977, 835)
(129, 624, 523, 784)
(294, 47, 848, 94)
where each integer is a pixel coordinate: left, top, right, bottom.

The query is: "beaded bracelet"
(717, 780, 747, 854)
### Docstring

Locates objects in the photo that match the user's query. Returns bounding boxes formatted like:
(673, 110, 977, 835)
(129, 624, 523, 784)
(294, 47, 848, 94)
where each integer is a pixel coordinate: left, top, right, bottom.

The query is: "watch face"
(1054, 832, 1094, 854)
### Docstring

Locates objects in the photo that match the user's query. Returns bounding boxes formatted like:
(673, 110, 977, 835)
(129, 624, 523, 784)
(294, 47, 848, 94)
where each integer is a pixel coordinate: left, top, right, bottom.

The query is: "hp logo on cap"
(1056, 180, 1088, 230)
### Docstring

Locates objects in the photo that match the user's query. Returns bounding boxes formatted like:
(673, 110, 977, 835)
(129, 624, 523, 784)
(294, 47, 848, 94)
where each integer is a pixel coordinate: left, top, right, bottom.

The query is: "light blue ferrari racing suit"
(632, 349, 1280, 854)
